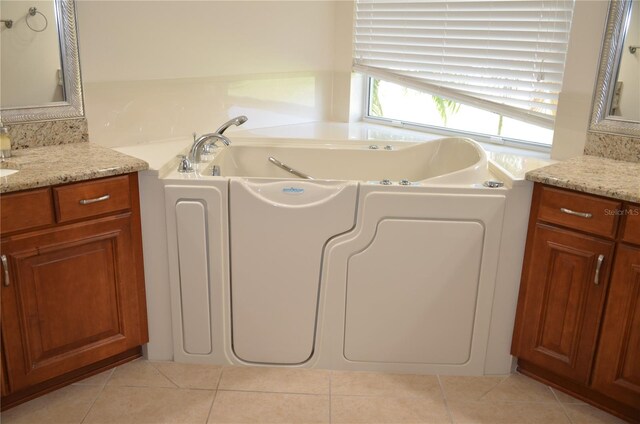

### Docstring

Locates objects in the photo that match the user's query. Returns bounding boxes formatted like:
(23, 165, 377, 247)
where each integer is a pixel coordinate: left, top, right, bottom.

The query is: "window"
(354, 0, 575, 147)
(368, 78, 555, 144)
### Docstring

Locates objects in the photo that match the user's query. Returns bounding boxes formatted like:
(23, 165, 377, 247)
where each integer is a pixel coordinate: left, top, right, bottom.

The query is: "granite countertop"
(526, 155, 640, 203)
(0, 143, 149, 194)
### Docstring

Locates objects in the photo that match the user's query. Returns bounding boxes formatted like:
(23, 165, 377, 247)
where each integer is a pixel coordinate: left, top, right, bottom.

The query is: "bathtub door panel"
(165, 184, 228, 363)
(230, 179, 357, 364)
(175, 200, 212, 355)
(344, 218, 484, 364)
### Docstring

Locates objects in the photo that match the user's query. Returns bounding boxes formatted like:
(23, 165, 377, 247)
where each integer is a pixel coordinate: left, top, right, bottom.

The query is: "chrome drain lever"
(268, 156, 315, 180)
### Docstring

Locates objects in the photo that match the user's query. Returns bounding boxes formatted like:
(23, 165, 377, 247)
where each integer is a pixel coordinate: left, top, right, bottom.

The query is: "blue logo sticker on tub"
(282, 187, 304, 194)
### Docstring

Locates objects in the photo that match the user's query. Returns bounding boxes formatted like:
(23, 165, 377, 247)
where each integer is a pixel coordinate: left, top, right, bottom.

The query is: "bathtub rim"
(191, 135, 489, 185)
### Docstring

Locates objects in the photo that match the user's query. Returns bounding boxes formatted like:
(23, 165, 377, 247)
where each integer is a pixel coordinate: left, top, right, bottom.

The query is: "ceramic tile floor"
(1, 359, 628, 424)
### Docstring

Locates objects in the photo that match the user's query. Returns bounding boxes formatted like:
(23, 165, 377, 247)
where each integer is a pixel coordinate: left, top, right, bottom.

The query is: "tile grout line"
(436, 375, 455, 424)
(329, 371, 332, 424)
(103, 382, 216, 391)
(205, 366, 225, 424)
(147, 360, 180, 389)
(214, 387, 457, 399)
(550, 386, 576, 424)
(476, 374, 509, 402)
(212, 366, 332, 397)
(79, 368, 115, 424)
(147, 360, 222, 423)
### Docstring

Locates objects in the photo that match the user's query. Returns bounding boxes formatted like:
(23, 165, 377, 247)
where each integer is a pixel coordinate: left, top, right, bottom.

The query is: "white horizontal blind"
(353, 0, 575, 128)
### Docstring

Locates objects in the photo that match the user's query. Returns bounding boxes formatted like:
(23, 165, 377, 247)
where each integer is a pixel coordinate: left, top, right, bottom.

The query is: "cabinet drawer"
(0, 188, 55, 235)
(53, 176, 131, 223)
(621, 204, 640, 245)
(538, 186, 621, 239)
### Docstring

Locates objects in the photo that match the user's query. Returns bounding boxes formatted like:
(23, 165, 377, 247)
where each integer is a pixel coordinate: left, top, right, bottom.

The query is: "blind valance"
(353, 0, 575, 129)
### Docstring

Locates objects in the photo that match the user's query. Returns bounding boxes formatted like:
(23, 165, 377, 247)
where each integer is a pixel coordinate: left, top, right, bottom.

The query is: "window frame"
(362, 76, 553, 153)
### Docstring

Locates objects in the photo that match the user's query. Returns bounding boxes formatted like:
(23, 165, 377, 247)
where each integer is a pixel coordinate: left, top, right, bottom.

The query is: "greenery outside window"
(367, 78, 555, 146)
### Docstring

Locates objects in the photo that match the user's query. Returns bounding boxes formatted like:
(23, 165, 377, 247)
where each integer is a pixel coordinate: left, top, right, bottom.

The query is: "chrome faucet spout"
(189, 133, 231, 164)
(215, 115, 248, 135)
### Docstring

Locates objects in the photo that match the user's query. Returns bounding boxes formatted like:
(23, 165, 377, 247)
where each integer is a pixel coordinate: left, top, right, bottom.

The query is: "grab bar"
(268, 156, 315, 180)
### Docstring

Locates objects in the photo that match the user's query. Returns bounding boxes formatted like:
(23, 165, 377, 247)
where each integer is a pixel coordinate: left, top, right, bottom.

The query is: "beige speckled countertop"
(526, 155, 640, 203)
(0, 143, 149, 194)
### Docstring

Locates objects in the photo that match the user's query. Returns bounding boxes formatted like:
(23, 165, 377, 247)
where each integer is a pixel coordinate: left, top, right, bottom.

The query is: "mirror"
(591, 0, 640, 136)
(0, 0, 83, 123)
(611, 1, 640, 121)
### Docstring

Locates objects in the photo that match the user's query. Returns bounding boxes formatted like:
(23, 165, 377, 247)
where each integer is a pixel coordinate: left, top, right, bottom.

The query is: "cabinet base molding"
(0, 346, 142, 412)
(517, 359, 640, 424)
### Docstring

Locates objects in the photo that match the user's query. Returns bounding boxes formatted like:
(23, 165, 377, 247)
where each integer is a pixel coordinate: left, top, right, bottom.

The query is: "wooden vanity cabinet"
(512, 184, 640, 422)
(0, 173, 148, 410)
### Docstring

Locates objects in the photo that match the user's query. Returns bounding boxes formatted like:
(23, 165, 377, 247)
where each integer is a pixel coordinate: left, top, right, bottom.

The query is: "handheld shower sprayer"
(216, 115, 248, 135)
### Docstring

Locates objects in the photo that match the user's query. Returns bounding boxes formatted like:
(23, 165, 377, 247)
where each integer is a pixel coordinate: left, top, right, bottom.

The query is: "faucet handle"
(202, 143, 215, 154)
(177, 155, 194, 173)
(192, 132, 197, 142)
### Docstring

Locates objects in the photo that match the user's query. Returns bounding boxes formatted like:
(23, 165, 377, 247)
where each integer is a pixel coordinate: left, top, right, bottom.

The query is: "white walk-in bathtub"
(159, 136, 531, 375)
(205, 136, 485, 184)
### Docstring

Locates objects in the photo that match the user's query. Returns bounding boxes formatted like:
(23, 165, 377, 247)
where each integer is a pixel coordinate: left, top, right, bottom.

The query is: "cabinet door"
(592, 244, 640, 410)
(1, 346, 7, 396)
(513, 224, 614, 384)
(0, 214, 146, 392)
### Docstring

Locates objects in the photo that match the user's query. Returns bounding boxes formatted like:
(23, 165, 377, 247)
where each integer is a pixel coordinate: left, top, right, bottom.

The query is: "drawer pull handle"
(79, 194, 110, 205)
(594, 254, 605, 285)
(560, 207, 592, 219)
(1, 255, 10, 287)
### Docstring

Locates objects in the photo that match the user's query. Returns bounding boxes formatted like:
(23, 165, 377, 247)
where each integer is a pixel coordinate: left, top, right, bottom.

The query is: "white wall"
(331, 0, 357, 121)
(76, 0, 353, 146)
(0, 0, 63, 108)
(76, 0, 614, 158)
(551, 0, 609, 160)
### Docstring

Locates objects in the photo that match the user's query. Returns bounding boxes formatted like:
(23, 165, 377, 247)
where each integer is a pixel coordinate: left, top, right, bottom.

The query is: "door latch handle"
(594, 254, 605, 285)
(1, 254, 10, 287)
